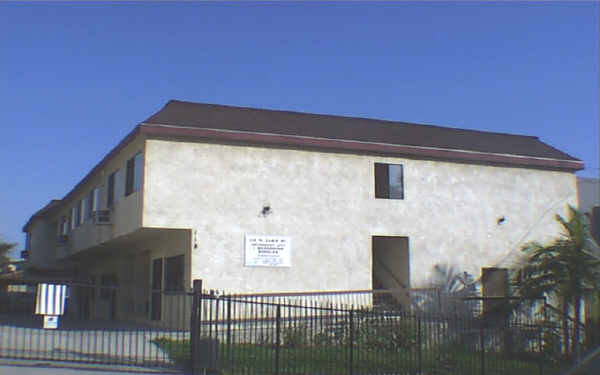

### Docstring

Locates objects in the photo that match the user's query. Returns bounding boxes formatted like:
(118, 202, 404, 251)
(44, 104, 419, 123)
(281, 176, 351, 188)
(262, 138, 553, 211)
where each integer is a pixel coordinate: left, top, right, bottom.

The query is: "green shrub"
(355, 315, 416, 351)
(282, 323, 309, 348)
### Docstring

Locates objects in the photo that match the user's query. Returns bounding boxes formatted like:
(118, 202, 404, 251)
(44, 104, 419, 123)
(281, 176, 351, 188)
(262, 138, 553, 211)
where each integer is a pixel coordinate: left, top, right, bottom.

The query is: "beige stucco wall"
(142, 139, 577, 293)
(27, 219, 58, 268)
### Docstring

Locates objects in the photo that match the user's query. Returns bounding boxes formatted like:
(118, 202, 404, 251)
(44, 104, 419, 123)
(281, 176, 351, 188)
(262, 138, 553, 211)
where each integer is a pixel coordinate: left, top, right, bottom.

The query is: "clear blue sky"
(1, 2, 598, 257)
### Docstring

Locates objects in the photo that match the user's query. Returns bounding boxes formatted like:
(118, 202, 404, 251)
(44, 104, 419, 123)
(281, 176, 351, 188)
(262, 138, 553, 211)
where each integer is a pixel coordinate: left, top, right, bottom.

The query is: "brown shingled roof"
(144, 100, 580, 163)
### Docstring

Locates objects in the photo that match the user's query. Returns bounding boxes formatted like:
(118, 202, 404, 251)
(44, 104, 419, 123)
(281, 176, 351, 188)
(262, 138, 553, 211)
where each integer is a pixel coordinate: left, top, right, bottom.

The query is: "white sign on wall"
(245, 235, 291, 267)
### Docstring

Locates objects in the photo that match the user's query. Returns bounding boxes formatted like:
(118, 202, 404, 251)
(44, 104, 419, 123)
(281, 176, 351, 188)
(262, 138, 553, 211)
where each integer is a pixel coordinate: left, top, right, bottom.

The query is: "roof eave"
(60, 125, 143, 206)
(22, 200, 63, 232)
(140, 124, 584, 172)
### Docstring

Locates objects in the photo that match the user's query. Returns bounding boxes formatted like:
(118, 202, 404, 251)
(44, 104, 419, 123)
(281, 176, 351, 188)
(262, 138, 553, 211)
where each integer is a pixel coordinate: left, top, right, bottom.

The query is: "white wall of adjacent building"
(577, 177, 600, 213)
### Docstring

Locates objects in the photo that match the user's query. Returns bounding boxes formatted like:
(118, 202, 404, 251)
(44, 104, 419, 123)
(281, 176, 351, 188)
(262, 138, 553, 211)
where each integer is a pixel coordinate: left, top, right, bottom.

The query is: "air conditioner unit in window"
(93, 210, 112, 225)
(94, 210, 112, 225)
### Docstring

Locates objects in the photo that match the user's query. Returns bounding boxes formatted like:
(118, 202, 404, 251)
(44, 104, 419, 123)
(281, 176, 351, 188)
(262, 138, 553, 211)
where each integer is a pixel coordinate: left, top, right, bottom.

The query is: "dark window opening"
(151, 258, 163, 320)
(107, 172, 115, 207)
(375, 163, 404, 200)
(125, 157, 134, 196)
(165, 255, 184, 292)
(125, 153, 141, 196)
(100, 273, 118, 300)
(87, 190, 94, 219)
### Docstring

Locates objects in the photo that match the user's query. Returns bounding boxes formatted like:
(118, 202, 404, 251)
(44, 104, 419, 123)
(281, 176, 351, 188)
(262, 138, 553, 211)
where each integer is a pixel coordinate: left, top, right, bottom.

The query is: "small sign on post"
(43, 315, 59, 329)
(35, 283, 68, 329)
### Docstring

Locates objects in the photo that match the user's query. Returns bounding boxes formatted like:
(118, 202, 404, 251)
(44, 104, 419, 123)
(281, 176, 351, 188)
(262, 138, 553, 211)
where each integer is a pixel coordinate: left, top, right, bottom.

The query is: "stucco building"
(577, 177, 600, 243)
(23, 100, 583, 321)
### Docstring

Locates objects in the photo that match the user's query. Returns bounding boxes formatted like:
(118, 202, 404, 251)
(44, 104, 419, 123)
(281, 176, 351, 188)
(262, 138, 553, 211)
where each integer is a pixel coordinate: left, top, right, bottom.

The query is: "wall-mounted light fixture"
(497, 217, 506, 225)
(260, 205, 272, 217)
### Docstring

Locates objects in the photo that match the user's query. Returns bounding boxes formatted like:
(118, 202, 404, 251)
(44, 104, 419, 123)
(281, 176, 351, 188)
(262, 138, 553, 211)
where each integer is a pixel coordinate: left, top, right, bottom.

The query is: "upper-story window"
(107, 169, 121, 208)
(59, 216, 68, 235)
(71, 205, 79, 229)
(125, 152, 142, 196)
(85, 186, 103, 220)
(82, 196, 90, 223)
(375, 163, 404, 200)
(92, 187, 102, 211)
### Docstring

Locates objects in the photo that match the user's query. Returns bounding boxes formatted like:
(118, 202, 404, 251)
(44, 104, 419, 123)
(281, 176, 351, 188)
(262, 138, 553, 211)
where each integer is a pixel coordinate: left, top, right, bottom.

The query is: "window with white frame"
(71, 206, 78, 229)
(60, 216, 68, 235)
(92, 187, 102, 212)
(82, 197, 90, 223)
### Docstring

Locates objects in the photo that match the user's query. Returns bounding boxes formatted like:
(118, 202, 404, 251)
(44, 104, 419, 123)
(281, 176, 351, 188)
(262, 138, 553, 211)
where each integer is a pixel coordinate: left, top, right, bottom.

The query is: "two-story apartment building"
(23, 100, 583, 322)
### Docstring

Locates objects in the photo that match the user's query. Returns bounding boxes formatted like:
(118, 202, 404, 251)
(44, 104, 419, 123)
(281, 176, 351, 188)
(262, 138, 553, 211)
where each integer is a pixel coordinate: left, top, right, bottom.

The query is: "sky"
(0, 2, 598, 257)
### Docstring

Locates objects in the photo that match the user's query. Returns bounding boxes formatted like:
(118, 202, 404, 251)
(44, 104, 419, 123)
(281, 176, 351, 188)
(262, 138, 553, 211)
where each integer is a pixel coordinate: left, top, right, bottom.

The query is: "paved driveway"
(0, 314, 188, 369)
(0, 359, 183, 374)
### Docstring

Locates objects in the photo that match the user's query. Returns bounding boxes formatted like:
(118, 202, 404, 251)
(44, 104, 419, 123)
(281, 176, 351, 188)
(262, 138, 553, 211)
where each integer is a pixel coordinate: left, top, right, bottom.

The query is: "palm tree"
(413, 263, 478, 316)
(517, 205, 600, 359)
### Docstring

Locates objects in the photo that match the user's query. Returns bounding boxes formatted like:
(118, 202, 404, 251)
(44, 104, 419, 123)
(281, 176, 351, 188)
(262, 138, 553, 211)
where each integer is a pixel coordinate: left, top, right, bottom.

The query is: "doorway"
(151, 258, 163, 320)
(372, 236, 410, 307)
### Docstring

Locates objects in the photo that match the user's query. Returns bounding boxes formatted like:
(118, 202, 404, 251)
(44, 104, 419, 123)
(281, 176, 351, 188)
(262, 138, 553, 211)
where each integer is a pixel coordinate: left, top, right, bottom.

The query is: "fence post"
(480, 321, 485, 375)
(538, 324, 544, 375)
(276, 304, 281, 375)
(418, 316, 422, 374)
(348, 309, 354, 375)
(191, 279, 203, 375)
(227, 296, 232, 369)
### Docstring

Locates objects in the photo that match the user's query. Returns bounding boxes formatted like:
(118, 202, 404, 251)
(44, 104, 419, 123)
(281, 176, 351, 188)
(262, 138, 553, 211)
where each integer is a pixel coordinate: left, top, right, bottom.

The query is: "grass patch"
(153, 337, 568, 375)
(152, 337, 191, 369)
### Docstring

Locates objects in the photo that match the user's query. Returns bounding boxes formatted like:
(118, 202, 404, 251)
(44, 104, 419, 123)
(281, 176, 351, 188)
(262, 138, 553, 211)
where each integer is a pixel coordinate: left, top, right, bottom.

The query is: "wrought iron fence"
(0, 280, 191, 370)
(181, 283, 569, 375)
(0, 279, 590, 374)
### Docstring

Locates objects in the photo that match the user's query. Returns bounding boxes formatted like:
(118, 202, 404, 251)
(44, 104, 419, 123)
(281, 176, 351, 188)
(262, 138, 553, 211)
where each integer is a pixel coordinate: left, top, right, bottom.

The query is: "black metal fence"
(0, 279, 585, 374)
(182, 283, 568, 375)
(0, 280, 191, 370)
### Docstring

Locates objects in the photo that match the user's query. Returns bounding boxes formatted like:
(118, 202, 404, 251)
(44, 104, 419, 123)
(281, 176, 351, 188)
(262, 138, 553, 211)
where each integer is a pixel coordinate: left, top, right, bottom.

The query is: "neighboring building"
(23, 100, 583, 322)
(577, 177, 600, 243)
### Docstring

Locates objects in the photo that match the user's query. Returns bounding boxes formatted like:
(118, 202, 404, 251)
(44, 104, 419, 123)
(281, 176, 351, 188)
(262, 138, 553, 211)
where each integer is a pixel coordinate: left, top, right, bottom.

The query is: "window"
(87, 190, 94, 219)
(125, 153, 142, 196)
(375, 163, 404, 199)
(77, 200, 83, 225)
(82, 197, 90, 223)
(100, 273, 118, 300)
(92, 187, 102, 212)
(60, 216, 68, 235)
(107, 170, 121, 208)
(164, 255, 184, 291)
(71, 206, 79, 229)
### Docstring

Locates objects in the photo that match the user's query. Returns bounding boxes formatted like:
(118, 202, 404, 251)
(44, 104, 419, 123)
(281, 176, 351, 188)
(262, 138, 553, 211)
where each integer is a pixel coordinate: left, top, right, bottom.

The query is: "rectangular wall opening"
(372, 236, 410, 308)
